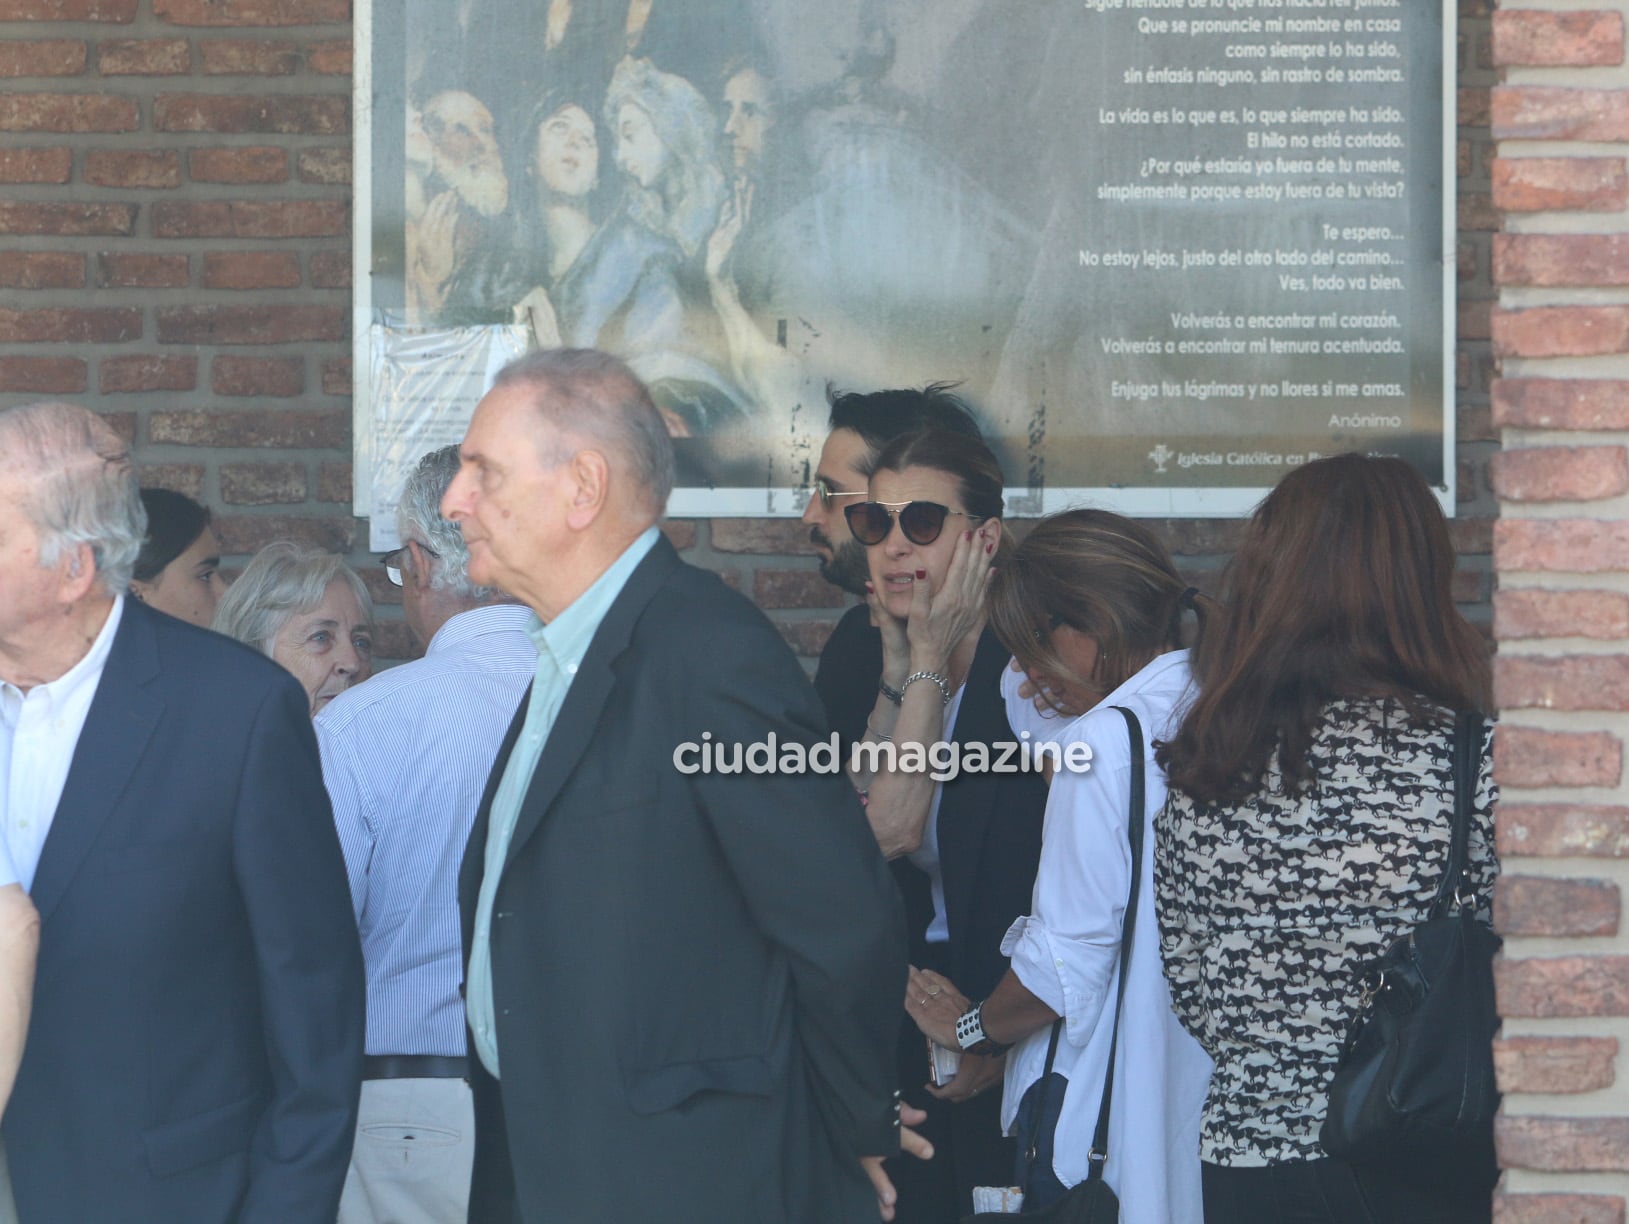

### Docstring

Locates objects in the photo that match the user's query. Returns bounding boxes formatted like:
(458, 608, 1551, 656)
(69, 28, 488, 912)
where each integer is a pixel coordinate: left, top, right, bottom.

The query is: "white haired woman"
(213, 541, 375, 717)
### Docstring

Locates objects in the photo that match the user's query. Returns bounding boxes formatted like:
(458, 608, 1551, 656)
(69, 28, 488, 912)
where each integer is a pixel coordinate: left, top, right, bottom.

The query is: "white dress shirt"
(998, 650, 1212, 1223)
(904, 684, 965, 945)
(0, 596, 123, 891)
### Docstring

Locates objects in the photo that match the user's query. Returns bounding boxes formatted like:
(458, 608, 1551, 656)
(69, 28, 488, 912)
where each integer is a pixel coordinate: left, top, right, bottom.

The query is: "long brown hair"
(989, 509, 1198, 707)
(1157, 454, 1492, 804)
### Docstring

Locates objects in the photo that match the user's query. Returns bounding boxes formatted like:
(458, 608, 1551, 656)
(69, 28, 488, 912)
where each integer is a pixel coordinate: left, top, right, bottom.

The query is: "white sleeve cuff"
(1002, 915, 1115, 1048)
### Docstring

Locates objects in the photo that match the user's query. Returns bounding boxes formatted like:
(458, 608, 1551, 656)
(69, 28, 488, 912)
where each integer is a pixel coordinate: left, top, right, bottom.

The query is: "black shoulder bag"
(963, 706, 1144, 1223)
(1319, 711, 1501, 1188)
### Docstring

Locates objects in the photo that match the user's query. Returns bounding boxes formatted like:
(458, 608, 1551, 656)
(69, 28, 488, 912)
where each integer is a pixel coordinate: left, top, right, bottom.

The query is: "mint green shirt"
(466, 527, 660, 1076)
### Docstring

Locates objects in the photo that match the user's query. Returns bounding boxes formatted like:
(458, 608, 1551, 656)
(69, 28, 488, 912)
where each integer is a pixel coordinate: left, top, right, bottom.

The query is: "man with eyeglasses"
(314, 445, 532, 1224)
(803, 384, 983, 751)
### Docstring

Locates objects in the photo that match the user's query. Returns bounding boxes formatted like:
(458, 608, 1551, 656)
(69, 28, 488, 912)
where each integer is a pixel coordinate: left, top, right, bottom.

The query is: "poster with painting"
(356, 0, 1453, 529)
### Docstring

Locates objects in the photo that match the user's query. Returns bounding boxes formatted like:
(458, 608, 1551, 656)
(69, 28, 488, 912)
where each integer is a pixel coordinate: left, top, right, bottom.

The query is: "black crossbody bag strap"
(1024, 707, 1145, 1194)
(1429, 711, 1483, 919)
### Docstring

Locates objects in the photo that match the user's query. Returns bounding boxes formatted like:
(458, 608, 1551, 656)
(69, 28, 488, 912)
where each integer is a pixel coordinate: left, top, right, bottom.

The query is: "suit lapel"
(459, 686, 530, 920)
(30, 601, 164, 923)
(936, 631, 1009, 961)
(501, 536, 681, 870)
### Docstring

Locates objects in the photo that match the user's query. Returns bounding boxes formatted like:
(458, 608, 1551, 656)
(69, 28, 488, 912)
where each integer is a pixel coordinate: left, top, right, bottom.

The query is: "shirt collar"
(425, 602, 535, 657)
(0, 594, 124, 714)
(530, 526, 661, 671)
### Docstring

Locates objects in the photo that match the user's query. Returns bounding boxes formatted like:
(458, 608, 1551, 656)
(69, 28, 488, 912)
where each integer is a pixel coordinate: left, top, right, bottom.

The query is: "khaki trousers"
(337, 1077, 474, 1224)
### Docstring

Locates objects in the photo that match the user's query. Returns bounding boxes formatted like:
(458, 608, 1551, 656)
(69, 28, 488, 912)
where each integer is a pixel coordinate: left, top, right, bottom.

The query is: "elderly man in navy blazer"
(0, 401, 364, 1224)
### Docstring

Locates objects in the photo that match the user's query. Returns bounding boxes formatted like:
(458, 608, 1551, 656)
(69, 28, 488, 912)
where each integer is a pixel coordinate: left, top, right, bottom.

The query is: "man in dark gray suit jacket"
(442, 349, 908, 1223)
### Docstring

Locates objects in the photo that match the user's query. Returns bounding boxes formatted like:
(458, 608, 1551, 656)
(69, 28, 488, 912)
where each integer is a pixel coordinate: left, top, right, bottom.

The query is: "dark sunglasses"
(845, 500, 984, 547)
(813, 475, 867, 512)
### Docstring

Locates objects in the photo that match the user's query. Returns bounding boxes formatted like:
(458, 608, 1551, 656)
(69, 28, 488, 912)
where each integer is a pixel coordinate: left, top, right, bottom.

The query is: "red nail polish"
(985, 542, 994, 555)
(915, 569, 926, 579)
(965, 530, 973, 541)
(865, 581, 874, 593)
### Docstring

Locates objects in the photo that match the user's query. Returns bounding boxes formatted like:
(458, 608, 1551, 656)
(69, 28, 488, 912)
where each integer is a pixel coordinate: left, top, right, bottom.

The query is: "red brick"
(0, 40, 86, 77)
(220, 463, 306, 505)
(214, 514, 351, 555)
(0, 307, 137, 344)
(753, 569, 844, 611)
(1495, 875, 1620, 937)
(1495, 725, 1622, 789)
(1458, 139, 1472, 179)
(96, 252, 188, 289)
(212, 355, 302, 397)
(320, 357, 349, 396)
(1500, 804, 1629, 857)
(297, 146, 349, 184)
(0, 251, 82, 289)
(154, 0, 347, 25)
(1459, 192, 1498, 233)
(1494, 1036, 1618, 1094)
(1461, 299, 1493, 342)
(0, 93, 135, 132)
(1496, 590, 1629, 640)
(1495, 378, 1629, 430)
(188, 146, 286, 184)
(202, 251, 300, 290)
(1496, 234, 1629, 287)
(1493, 306, 1629, 358)
(316, 460, 350, 503)
(84, 148, 180, 189)
(777, 619, 837, 659)
(1493, 157, 1629, 213)
(97, 38, 188, 75)
(98, 354, 195, 393)
(660, 520, 697, 551)
(712, 519, 817, 555)
(0, 147, 71, 183)
(133, 462, 202, 498)
(100, 412, 135, 444)
(154, 93, 346, 135)
(198, 39, 301, 75)
(307, 39, 349, 74)
(0, 202, 133, 236)
(309, 251, 348, 290)
(152, 200, 347, 239)
(358, 567, 400, 606)
(1494, 87, 1629, 142)
(1453, 567, 1491, 605)
(1492, 11, 1624, 66)
(1460, 400, 1496, 444)
(157, 305, 342, 346)
(1497, 655, 1629, 711)
(371, 621, 419, 663)
(1497, 519, 1629, 573)
(1457, 241, 1478, 283)
(1494, 1195, 1625, 1224)
(1450, 518, 1493, 556)
(149, 409, 346, 449)
(1491, 446, 1629, 502)
(0, 0, 135, 18)
(1460, 86, 1491, 128)
(1499, 1115, 1629, 1170)
(1500, 957, 1629, 1018)
(0, 357, 84, 394)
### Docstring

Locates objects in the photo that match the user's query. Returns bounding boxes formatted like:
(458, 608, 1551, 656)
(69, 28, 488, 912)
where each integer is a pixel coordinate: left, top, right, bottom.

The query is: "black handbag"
(963, 706, 1144, 1223)
(1319, 711, 1501, 1185)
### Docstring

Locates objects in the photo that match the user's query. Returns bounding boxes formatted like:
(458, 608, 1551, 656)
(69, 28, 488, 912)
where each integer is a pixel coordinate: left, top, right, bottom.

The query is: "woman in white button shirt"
(906, 510, 1212, 1222)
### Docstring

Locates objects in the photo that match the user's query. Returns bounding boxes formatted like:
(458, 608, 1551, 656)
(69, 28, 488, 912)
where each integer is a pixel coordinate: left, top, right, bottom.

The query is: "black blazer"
(816, 607, 1047, 999)
(460, 537, 907, 1224)
(4, 598, 365, 1224)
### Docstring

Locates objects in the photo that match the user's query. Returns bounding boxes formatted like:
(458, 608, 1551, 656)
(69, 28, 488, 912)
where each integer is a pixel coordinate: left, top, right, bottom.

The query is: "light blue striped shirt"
(466, 526, 660, 1077)
(315, 603, 536, 1057)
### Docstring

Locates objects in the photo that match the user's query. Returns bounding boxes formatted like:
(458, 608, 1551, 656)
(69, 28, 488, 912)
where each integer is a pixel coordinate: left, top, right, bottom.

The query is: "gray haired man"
(316, 445, 533, 1224)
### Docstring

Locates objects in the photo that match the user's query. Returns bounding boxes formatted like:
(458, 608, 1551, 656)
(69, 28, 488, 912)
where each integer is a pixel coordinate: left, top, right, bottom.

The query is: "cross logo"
(1148, 443, 1173, 474)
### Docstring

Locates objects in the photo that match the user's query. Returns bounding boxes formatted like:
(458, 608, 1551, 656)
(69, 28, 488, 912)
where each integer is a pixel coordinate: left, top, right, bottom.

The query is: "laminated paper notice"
(367, 322, 528, 551)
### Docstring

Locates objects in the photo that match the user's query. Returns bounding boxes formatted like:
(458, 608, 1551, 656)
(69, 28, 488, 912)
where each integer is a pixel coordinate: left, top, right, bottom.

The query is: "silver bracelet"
(865, 715, 893, 742)
(878, 678, 905, 707)
(902, 670, 951, 707)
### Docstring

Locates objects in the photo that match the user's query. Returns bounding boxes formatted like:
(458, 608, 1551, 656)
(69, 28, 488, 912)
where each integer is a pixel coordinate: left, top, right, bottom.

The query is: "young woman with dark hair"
(1154, 453, 1497, 1224)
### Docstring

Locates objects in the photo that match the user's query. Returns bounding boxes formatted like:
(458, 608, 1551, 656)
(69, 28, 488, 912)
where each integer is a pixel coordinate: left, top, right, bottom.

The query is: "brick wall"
(0, 1, 1500, 670)
(1490, 1, 1629, 1217)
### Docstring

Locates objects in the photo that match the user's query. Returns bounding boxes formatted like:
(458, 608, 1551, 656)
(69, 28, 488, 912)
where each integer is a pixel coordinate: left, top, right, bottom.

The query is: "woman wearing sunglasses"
(843, 429, 1049, 1222)
(904, 509, 1213, 1222)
